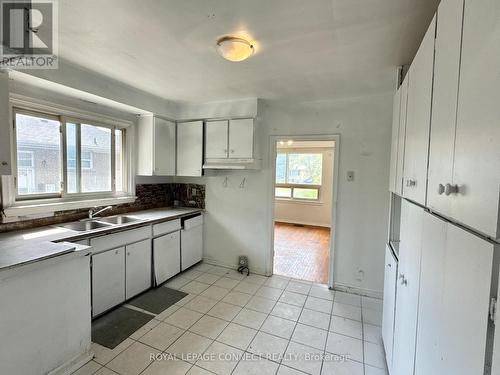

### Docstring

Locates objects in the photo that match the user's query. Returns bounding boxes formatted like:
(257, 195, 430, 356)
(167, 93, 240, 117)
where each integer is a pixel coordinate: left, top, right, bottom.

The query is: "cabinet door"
(427, 0, 464, 215)
(125, 239, 152, 299)
(403, 16, 436, 205)
(205, 120, 228, 159)
(392, 200, 424, 375)
(0, 71, 11, 175)
(92, 247, 125, 317)
(416, 213, 494, 375)
(395, 74, 409, 196)
(452, 0, 500, 240)
(389, 89, 402, 193)
(414, 212, 447, 375)
(181, 225, 203, 271)
(381, 244, 398, 371)
(154, 118, 176, 176)
(177, 121, 203, 176)
(437, 223, 493, 375)
(228, 119, 254, 159)
(153, 231, 180, 285)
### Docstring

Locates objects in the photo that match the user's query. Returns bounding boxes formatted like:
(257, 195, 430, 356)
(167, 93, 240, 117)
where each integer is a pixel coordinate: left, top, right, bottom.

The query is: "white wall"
(177, 94, 392, 296)
(274, 147, 334, 227)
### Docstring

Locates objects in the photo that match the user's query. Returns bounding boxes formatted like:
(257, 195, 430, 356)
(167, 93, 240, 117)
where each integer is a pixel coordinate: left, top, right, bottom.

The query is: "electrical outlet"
(346, 171, 355, 181)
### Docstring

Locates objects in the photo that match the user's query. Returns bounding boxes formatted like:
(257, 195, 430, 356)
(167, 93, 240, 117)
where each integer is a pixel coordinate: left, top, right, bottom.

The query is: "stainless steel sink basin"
(97, 215, 141, 225)
(59, 221, 112, 231)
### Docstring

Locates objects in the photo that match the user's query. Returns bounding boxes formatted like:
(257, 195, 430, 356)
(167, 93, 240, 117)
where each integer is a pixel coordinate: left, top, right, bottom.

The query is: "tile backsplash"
(0, 183, 205, 233)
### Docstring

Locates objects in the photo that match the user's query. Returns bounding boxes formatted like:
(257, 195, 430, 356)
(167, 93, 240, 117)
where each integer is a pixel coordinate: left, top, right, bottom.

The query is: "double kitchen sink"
(58, 215, 141, 232)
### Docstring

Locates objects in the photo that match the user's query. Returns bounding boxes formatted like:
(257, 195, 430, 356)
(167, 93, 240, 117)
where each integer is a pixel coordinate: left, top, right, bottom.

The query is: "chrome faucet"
(88, 206, 112, 219)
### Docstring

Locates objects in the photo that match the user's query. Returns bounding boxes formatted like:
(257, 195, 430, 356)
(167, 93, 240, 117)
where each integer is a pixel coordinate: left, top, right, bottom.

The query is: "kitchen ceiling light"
(216, 36, 254, 62)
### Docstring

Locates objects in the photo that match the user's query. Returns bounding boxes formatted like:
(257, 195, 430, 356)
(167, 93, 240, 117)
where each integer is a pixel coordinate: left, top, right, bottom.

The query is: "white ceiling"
(58, 0, 439, 103)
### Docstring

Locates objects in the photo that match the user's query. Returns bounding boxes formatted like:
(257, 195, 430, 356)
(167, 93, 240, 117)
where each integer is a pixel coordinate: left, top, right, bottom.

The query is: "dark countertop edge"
(0, 207, 203, 271)
(53, 208, 204, 243)
(0, 243, 91, 273)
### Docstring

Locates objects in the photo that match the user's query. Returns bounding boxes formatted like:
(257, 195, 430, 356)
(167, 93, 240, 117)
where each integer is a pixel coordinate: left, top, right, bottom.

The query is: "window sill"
(3, 196, 137, 218)
(275, 198, 324, 206)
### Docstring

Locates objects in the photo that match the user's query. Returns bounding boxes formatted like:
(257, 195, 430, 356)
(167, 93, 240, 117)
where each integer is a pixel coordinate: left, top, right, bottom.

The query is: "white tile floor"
(73, 263, 388, 375)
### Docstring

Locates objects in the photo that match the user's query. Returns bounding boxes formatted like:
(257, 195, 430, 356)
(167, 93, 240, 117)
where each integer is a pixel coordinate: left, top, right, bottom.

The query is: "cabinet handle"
(438, 184, 445, 195)
(115, 250, 119, 255)
(1, 161, 7, 166)
(387, 263, 392, 268)
(127, 252, 130, 256)
(230, 149, 235, 153)
(399, 273, 407, 285)
(405, 179, 416, 187)
(444, 183, 459, 196)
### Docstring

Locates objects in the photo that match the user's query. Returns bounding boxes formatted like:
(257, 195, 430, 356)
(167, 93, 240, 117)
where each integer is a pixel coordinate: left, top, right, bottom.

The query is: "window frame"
(12, 107, 127, 202)
(274, 151, 323, 202)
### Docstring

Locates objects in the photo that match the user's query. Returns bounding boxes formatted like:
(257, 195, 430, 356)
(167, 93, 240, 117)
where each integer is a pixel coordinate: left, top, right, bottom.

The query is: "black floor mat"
(91, 306, 154, 349)
(128, 287, 188, 314)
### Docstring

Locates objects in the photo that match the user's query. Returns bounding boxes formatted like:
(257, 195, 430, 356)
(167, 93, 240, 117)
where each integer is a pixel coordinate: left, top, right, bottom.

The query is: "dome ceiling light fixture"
(216, 36, 254, 62)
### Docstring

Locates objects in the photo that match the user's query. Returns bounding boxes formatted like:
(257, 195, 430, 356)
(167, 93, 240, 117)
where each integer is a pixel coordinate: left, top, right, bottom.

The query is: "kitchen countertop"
(0, 206, 203, 271)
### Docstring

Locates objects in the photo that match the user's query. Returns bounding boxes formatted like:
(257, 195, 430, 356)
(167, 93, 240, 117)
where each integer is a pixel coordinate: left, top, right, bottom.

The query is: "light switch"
(346, 171, 355, 181)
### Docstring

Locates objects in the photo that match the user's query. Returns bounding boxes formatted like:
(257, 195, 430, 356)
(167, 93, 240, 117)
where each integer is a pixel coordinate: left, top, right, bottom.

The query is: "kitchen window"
(13, 108, 127, 200)
(275, 152, 322, 201)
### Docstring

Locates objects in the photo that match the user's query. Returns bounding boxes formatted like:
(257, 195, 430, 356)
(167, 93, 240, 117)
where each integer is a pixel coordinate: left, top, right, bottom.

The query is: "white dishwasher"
(181, 214, 203, 271)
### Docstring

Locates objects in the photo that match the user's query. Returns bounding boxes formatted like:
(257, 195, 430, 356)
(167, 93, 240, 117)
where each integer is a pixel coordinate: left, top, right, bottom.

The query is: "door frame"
(266, 134, 340, 288)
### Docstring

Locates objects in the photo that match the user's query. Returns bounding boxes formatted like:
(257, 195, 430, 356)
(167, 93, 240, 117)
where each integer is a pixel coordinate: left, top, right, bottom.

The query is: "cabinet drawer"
(153, 219, 181, 236)
(90, 227, 151, 253)
(184, 215, 203, 230)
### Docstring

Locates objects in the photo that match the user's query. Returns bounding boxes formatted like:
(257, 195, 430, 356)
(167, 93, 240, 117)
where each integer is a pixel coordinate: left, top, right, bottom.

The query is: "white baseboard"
(202, 257, 269, 276)
(48, 351, 93, 375)
(274, 219, 331, 228)
(333, 282, 383, 299)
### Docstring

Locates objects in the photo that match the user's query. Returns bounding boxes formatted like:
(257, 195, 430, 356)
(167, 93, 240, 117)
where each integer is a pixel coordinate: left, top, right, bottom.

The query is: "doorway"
(268, 136, 339, 286)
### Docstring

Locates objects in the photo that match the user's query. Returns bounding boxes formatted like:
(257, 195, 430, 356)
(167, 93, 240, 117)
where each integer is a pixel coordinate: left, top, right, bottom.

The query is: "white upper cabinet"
(451, 0, 500, 240)
(204, 118, 258, 169)
(177, 120, 203, 176)
(395, 74, 409, 196)
(137, 116, 176, 176)
(389, 88, 402, 193)
(403, 16, 436, 205)
(205, 120, 229, 159)
(427, 0, 464, 217)
(204, 118, 255, 161)
(0, 70, 11, 176)
(228, 118, 254, 159)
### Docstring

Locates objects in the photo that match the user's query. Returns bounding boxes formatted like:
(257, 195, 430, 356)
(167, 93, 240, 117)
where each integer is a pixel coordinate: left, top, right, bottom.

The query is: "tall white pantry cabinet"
(384, 0, 500, 374)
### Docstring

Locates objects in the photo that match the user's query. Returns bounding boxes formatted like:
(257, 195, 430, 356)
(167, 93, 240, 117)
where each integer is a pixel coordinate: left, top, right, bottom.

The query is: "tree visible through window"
(275, 152, 322, 200)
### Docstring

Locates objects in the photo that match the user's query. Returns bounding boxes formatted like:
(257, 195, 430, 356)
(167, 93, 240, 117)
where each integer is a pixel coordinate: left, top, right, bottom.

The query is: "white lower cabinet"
(125, 239, 152, 299)
(153, 231, 181, 285)
(392, 200, 424, 375)
(382, 244, 398, 372)
(389, 199, 497, 375)
(92, 247, 126, 317)
(415, 212, 494, 375)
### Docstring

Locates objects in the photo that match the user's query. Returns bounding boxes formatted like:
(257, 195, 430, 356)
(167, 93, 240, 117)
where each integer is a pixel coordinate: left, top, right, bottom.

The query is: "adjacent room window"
(14, 109, 127, 200)
(275, 152, 322, 200)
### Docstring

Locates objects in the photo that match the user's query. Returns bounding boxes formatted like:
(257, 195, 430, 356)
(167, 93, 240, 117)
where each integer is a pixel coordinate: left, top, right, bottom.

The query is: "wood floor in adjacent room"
(273, 222, 330, 284)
